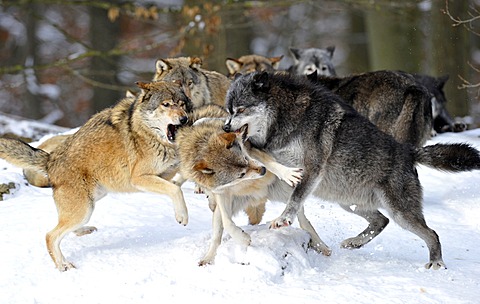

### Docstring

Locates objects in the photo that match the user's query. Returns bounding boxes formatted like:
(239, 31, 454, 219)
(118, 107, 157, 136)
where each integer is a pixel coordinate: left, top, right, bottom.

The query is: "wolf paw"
(74, 226, 97, 236)
(425, 260, 447, 270)
(309, 241, 332, 256)
(194, 184, 204, 194)
(277, 167, 303, 187)
(174, 208, 188, 226)
(58, 261, 76, 272)
(269, 216, 293, 229)
(340, 237, 365, 249)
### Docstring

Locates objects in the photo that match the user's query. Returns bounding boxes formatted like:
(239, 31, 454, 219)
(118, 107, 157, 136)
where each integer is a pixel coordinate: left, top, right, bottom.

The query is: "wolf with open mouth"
(0, 80, 192, 271)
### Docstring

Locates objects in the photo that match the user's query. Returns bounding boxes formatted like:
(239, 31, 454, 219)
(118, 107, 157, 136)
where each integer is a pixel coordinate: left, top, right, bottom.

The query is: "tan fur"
(0, 81, 191, 271)
(174, 117, 330, 265)
(154, 57, 231, 108)
(23, 135, 70, 187)
(225, 54, 283, 78)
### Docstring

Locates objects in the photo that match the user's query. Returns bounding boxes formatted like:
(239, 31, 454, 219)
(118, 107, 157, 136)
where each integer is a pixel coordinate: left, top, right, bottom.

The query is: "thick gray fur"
(223, 71, 480, 269)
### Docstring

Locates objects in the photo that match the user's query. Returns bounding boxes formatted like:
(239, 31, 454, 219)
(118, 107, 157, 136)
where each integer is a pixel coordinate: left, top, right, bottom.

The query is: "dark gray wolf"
(288, 46, 336, 76)
(223, 71, 480, 269)
(174, 113, 330, 265)
(0, 81, 192, 271)
(225, 54, 283, 78)
(309, 70, 432, 147)
(412, 74, 467, 134)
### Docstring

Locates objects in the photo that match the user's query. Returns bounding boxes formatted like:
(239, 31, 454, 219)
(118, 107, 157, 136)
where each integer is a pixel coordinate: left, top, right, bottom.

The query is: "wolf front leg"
(213, 192, 251, 246)
(199, 202, 223, 266)
(248, 148, 303, 187)
(270, 172, 318, 229)
(131, 174, 188, 225)
(297, 206, 331, 256)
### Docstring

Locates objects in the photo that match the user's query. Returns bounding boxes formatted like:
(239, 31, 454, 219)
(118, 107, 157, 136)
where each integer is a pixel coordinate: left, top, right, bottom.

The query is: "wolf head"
(153, 57, 209, 108)
(134, 81, 191, 143)
(289, 46, 336, 76)
(223, 72, 277, 147)
(225, 54, 283, 78)
(187, 125, 266, 193)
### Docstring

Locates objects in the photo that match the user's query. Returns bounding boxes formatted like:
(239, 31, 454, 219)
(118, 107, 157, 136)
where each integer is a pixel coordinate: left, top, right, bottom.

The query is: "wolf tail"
(415, 143, 480, 172)
(0, 138, 49, 173)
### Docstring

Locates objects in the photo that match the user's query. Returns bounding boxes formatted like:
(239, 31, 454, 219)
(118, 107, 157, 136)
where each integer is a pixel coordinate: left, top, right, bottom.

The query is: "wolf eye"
(163, 103, 170, 107)
(237, 107, 245, 114)
(239, 172, 246, 178)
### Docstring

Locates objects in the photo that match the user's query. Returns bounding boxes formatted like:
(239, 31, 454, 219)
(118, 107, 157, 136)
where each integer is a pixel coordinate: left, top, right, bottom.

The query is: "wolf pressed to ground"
(223, 71, 480, 269)
(0, 81, 192, 271)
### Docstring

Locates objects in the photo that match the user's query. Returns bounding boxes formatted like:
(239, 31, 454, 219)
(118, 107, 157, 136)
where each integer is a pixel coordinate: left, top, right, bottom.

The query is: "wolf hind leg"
(340, 207, 389, 249)
(297, 206, 331, 256)
(245, 198, 266, 225)
(385, 204, 445, 269)
(46, 187, 95, 271)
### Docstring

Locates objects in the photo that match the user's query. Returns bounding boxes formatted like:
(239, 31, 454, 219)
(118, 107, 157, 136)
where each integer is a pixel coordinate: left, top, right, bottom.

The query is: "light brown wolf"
(0, 81, 192, 271)
(174, 115, 331, 265)
(153, 57, 231, 108)
(225, 55, 283, 78)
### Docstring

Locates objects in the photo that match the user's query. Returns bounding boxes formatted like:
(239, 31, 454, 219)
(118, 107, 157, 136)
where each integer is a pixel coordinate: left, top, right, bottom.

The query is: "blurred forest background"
(0, 0, 479, 134)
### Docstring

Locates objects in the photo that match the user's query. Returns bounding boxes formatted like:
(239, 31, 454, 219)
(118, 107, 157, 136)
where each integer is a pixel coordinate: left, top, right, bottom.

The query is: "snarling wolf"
(174, 113, 329, 265)
(0, 81, 192, 271)
(287, 46, 336, 76)
(223, 71, 480, 269)
(225, 54, 283, 78)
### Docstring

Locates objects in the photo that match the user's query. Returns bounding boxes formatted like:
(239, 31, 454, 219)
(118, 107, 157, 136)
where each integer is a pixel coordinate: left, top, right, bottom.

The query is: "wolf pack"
(0, 46, 478, 272)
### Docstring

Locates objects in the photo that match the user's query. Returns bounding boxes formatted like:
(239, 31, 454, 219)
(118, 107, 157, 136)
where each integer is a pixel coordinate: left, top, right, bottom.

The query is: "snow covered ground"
(1, 128, 480, 304)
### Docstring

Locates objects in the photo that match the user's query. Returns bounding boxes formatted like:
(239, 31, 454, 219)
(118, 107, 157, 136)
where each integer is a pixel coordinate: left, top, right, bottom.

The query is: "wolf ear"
(219, 132, 236, 149)
(226, 58, 242, 75)
(190, 57, 203, 70)
(289, 47, 302, 62)
(252, 71, 270, 92)
(437, 75, 449, 89)
(155, 59, 170, 76)
(326, 46, 336, 58)
(193, 160, 214, 175)
(135, 81, 151, 90)
(125, 90, 137, 98)
(269, 55, 283, 69)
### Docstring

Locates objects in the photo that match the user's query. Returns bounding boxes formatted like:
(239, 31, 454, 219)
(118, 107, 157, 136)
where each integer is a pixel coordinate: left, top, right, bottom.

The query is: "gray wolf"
(223, 71, 480, 269)
(288, 46, 336, 76)
(412, 73, 467, 134)
(309, 70, 432, 147)
(153, 56, 230, 108)
(225, 54, 283, 78)
(174, 114, 330, 265)
(0, 81, 192, 271)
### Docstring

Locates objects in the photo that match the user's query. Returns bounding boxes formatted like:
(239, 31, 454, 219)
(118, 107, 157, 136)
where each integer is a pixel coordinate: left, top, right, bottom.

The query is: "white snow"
(1, 129, 480, 304)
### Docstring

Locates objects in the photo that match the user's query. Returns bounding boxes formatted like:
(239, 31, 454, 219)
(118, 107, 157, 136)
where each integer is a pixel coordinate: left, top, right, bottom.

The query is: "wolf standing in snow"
(0, 81, 192, 271)
(223, 71, 480, 269)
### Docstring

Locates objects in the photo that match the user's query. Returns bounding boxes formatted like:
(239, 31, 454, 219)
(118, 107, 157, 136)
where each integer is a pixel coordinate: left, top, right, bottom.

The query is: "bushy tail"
(0, 138, 49, 173)
(415, 143, 480, 172)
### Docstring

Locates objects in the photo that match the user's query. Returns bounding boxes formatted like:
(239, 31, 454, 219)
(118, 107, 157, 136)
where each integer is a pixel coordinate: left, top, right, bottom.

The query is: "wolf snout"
(259, 166, 266, 176)
(179, 115, 188, 125)
(223, 123, 231, 132)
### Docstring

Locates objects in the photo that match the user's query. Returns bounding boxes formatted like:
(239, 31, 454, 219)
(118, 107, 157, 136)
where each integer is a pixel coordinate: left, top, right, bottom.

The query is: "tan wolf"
(153, 56, 230, 108)
(0, 81, 192, 271)
(174, 115, 331, 265)
(225, 54, 283, 78)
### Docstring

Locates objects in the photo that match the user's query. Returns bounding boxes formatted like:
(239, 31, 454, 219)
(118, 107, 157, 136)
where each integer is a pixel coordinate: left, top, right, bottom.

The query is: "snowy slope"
(1, 129, 480, 304)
